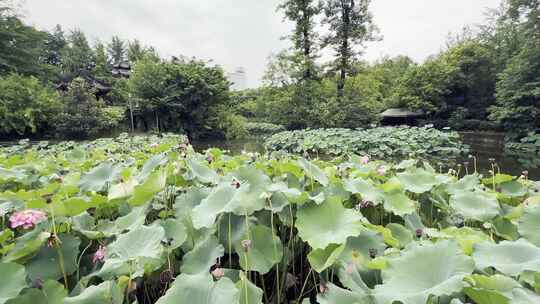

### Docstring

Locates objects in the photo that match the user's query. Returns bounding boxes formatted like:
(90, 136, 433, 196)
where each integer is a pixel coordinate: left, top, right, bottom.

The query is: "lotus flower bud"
(241, 239, 252, 251)
(415, 229, 423, 238)
(377, 166, 387, 176)
(92, 245, 106, 264)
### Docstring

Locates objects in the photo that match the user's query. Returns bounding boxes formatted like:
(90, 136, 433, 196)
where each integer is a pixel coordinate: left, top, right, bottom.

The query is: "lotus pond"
(1, 133, 540, 304)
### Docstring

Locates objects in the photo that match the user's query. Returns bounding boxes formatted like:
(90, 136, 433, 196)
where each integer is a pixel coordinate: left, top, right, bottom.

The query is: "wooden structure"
(380, 108, 424, 126)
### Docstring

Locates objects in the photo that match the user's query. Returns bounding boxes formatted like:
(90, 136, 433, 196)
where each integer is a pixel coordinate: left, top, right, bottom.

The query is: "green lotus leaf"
(499, 180, 527, 198)
(297, 158, 329, 186)
(3, 228, 50, 263)
(296, 200, 365, 249)
(383, 192, 417, 216)
(316, 283, 371, 304)
(25, 234, 80, 281)
(344, 178, 384, 205)
(97, 205, 147, 236)
(218, 214, 255, 253)
(192, 167, 270, 229)
(237, 272, 263, 304)
(450, 191, 500, 221)
(446, 174, 480, 195)
(6, 280, 66, 304)
(235, 225, 283, 274)
(160, 217, 187, 250)
(308, 243, 345, 273)
(464, 287, 510, 304)
(139, 153, 168, 181)
(185, 158, 219, 184)
(107, 178, 137, 201)
(473, 238, 540, 276)
(339, 230, 386, 267)
(181, 234, 224, 274)
(50, 196, 101, 217)
(0, 262, 27, 304)
(97, 225, 165, 279)
(518, 204, 540, 246)
(396, 168, 440, 194)
(63, 280, 124, 304)
(492, 216, 519, 240)
(441, 227, 491, 255)
(467, 274, 520, 296)
(365, 223, 400, 248)
(374, 240, 474, 304)
(128, 170, 167, 206)
(155, 272, 239, 304)
(482, 174, 514, 185)
(386, 223, 413, 248)
(79, 163, 121, 192)
(512, 288, 540, 304)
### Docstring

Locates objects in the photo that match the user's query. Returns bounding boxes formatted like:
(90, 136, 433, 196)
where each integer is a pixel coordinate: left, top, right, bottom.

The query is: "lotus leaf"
(450, 191, 500, 221)
(473, 239, 540, 276)
(0, 262, 27, 304)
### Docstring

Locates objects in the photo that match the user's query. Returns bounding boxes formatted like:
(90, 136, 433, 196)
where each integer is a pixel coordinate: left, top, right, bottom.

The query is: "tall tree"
(61, 30, 95, 78)
(322, 0, 379, 97)
(278, 0, 321, 80)
(41, 25, 66, 66)
(0, 2, 47, 76)
(93, 41, 110, 79)
(108, 36, 126, 65)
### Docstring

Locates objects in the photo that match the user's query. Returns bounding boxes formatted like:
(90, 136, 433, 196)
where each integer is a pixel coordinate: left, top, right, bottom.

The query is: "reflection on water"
(193, 132, 540, 180)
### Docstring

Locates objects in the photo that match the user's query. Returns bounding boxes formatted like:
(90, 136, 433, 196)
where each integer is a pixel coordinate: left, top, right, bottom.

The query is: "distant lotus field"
(0, 133, 539, 304)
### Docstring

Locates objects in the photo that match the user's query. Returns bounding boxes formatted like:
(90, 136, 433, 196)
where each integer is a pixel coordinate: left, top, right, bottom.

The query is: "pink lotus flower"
(9, 209, 47, 229)
(377, 166, 387, 176)
(93, 245, 106, 264)
(211, 268, 225, 279)
(360, 155, 370, 165)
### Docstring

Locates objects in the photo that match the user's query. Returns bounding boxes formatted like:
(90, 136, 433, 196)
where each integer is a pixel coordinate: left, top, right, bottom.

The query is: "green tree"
(108, 36, 126, 65)
(93, 41, 110, 79)
(278, 0, 321, 80)
(127, 39, 159, 63)
(321, 0, 379, 97)
(55, 77, 117, 138)
(129, 57, 231, 138)
(0, 4, 47, 76)
(0, 73, 61, 136)
(41, 25, 66, 67)
(61, 30, 95, 78)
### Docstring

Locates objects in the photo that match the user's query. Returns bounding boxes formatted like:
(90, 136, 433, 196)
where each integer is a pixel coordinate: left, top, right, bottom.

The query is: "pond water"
(193, 132, 540, 179)
(2, 131, 539, 179)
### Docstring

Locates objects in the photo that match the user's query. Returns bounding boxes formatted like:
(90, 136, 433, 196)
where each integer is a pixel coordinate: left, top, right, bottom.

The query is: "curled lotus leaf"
(185, 158, 219, 184)
(79, 163, 121, 192)
(374, 240, 474, 304)
(473, 238, 540, 276)
(296, 200, 365, 249)
(155, 272, 239, 304)
(297, 158, 329, 186)
(308, 243, 345, 273)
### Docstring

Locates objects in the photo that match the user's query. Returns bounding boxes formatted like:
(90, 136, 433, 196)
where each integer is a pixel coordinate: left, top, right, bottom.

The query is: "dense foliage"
(1, 135, 540, 303)
(265, 126, 469, 160)
(0, 74, 60, 136)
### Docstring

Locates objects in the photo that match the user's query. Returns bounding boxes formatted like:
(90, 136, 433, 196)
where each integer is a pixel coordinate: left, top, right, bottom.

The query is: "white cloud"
(22, 0, 501, 87)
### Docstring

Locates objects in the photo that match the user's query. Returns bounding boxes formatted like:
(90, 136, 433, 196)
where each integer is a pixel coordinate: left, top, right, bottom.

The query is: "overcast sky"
(22, 0, 501, 88)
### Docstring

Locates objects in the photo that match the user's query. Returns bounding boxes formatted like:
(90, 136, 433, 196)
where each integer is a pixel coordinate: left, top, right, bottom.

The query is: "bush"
(0, 74, 61, 136)
(265, 126, 469, 160)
